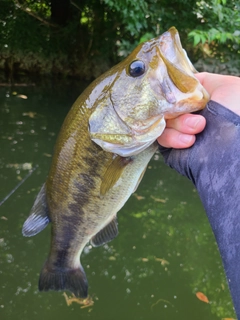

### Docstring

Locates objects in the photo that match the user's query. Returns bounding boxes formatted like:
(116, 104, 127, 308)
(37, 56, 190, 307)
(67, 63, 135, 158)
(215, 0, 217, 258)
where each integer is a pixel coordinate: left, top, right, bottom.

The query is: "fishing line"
(0, 165, 38, 206)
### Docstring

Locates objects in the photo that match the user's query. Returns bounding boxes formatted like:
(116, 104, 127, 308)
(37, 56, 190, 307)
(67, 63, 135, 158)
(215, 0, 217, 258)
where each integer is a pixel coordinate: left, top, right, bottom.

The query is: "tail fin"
(38, 262, 88, 298)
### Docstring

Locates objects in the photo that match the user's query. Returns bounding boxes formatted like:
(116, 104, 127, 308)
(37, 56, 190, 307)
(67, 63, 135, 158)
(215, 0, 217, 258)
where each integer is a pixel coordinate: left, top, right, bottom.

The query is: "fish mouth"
(156, 27, 209, 108)
(161, 27, 197, 74)
(158, 27, 199, 94)
(150, 27, 209, 116)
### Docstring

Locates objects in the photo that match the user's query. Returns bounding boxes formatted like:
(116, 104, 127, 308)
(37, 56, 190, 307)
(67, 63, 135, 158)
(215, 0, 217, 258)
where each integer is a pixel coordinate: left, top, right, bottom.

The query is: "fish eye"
(128, 60, 145, 77)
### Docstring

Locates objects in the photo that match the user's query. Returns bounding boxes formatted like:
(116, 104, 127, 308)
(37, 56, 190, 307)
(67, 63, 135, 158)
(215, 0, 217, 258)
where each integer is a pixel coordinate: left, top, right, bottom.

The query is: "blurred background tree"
(0, 0, 239, 81)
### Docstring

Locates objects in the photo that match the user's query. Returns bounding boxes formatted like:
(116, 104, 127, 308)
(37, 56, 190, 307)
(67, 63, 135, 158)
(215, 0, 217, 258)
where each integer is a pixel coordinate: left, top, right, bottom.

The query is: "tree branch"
(70, 1, 82, 12)
(14, 0, 59, 28)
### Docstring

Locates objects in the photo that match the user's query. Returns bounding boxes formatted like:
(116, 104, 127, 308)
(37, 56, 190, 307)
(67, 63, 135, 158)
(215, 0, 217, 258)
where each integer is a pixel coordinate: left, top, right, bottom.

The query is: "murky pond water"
(0, 80, 236, 319)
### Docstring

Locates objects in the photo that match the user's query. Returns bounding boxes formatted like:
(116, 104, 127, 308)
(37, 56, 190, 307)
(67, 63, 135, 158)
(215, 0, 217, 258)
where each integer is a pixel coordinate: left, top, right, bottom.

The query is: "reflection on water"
(0, 81, 236, 320)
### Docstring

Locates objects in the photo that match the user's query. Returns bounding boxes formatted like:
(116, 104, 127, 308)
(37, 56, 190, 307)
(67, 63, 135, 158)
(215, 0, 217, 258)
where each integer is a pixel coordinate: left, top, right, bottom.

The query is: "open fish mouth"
(160, 27, 197, 73)
(158, 27, 199, 93)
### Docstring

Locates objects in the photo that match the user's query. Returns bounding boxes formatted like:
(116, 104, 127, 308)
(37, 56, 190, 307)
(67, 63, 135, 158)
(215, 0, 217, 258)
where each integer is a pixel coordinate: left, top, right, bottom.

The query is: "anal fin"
(90, 216, 118, 247)
(22, 183, 50, 237)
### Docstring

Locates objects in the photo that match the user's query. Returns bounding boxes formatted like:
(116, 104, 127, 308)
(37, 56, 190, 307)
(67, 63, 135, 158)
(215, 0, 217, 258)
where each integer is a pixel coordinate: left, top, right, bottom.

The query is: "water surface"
(0, 81, 235, 319)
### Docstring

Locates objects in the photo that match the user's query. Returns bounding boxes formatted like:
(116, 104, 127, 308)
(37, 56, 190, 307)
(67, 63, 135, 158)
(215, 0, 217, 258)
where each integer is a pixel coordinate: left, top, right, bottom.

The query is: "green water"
(0, 81, 236, 320)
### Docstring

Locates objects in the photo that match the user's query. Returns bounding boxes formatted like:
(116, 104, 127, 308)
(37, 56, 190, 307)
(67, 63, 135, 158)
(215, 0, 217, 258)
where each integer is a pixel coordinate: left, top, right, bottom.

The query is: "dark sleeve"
(159, 100, 240, 317)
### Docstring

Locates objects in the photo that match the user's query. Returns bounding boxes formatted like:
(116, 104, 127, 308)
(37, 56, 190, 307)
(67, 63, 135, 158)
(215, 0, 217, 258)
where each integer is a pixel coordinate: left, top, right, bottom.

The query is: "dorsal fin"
(22, 183, 50, 237)
(100, 156, 133, 195)
(90, 216, 118, 247)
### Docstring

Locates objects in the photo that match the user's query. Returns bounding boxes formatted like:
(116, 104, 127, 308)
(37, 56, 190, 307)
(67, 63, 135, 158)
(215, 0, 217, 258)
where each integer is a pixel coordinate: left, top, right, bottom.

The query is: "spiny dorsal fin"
(90, 216, 118, 247)
(22, 183, 50, 237)
(100, 156, 133, 195)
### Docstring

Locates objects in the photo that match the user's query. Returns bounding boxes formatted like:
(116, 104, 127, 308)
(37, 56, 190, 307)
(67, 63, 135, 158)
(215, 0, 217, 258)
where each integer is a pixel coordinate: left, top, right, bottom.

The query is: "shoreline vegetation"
(1, 0, 239, 82)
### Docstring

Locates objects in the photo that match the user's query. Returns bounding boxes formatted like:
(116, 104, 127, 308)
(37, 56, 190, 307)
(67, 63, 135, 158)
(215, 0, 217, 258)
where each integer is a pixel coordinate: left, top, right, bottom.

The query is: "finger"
(157, 128, 196, 149)
(195, 72, 227, 96)
(196, 72, 240, 115)
(166, 114, 206, 134)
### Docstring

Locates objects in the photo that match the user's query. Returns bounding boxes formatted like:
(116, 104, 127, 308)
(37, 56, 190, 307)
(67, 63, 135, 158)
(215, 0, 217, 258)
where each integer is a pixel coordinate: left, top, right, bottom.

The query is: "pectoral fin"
(132, 165, 148, 194)
(100, 156, 133, 195)
(22, 183, 50, 237)
(90, 216, 118, 247)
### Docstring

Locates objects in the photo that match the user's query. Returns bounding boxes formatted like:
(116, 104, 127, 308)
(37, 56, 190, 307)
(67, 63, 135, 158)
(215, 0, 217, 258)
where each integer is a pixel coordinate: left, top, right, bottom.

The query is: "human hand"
(157, 72, 240, 148)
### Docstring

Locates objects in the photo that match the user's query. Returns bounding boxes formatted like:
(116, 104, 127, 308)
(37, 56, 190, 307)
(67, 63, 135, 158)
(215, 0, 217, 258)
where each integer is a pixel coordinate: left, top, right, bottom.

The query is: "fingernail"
(179, 134, 193, 144)
(185, 117, 201, 129)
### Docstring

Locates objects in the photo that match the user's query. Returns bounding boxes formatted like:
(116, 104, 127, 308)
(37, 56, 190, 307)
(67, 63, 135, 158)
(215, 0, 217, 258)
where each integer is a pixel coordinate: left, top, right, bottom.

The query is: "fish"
(22, 27, 209, 298)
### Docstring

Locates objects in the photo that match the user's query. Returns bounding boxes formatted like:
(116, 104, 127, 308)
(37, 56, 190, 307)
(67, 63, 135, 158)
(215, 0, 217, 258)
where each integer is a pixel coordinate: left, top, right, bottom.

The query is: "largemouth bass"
(22, 27, 209, 298)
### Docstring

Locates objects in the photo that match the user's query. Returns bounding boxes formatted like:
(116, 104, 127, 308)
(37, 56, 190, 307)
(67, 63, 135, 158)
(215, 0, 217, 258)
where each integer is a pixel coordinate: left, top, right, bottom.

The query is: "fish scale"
(22, 27, 209, 298)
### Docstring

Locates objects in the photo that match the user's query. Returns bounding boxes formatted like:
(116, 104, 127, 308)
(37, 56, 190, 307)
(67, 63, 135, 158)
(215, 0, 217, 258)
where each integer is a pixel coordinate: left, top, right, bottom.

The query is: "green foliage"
(189, 0, 240, 45)
(188, 0, 240, 73)
(0, 0, 239, 79)
(103, 0, 148, 35)
(102, 0, 201, 56)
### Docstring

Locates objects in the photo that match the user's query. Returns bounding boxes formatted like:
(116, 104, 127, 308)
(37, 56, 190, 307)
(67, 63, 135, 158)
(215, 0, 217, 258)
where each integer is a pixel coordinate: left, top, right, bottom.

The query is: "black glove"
(159, 100, 240, 317)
